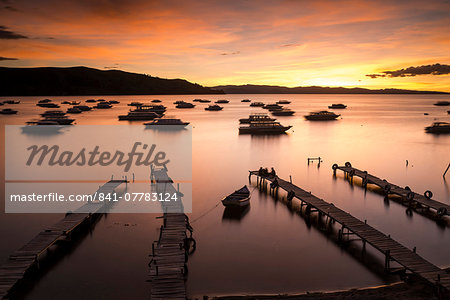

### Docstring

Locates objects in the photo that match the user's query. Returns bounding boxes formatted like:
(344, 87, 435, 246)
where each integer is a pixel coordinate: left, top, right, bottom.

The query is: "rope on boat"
(191, 202, 221, 224)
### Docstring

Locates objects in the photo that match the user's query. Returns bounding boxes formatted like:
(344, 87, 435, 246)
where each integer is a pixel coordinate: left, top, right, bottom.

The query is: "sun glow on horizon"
(0, 0, 449, 92)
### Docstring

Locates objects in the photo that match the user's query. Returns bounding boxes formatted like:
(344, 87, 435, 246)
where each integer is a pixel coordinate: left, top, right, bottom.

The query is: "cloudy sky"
(1, 0, 450, 91)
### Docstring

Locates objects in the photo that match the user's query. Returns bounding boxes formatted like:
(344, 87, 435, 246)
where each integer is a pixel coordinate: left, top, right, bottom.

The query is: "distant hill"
(212, 84, 448, 94)
(0, 67, 223, 96)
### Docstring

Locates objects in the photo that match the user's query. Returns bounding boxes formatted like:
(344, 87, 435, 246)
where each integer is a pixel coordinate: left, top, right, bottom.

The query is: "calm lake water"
(0, 94, 449, 299)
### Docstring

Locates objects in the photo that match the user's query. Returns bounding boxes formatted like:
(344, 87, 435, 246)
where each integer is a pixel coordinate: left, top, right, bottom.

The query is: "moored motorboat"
(62, 101, 80, 105)
(41, 110, 65, 117)
(239, 113, 276, 124)
(425, 122, 450, 134)
(144, 118, 190, 127)
(241, 99, 251, 102)
(271, 108, 295, 116)
(328, 103, 347, 109)
(119, 105, 161, 121)
(109, 100, 120, 104)
(304, 111, 340, 121)
(42, 115, 75, 125)
(222, 186, 250, 207)
(215, 99, 229, 104)
(85, 99, 97, 103)
(433, 101, 450, 106)
(250, 102, 264, 107)
(73, 105, 92, 111)
(94, 102, 112, 109)
(277, 100, 291, 104)
(0, 108, 18, 114)
(37, 102, 60, 108)
(205, 104, 223, 111)
(3, 100, 20, 104)
(151, 99, 162, 103)
(239, 121, 292, 134)
(67, 107, 82, 114)
(175, 101, 195, 108)
(263, 103, 283, 111)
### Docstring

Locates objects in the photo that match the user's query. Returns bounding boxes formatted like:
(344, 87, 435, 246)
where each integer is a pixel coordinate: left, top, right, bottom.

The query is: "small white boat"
(222, 186, 250, 207)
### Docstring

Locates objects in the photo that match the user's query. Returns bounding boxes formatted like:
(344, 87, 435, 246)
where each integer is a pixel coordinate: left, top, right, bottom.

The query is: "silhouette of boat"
(2, 100, 20, 104)
(0, 108, 18, 114)
(37, 102, 60, 108)
(277, 100, 291, 104)
(144, 118, 189, 127)
(119, 106, 161, 120)
(215, 99, 229, 104)
(41, 110, 65, 117)
(205, 105, 223, 111)
(239, 121, 292, 134)
(222, 186, 250, 207)
(271, 108, 295, 116)
(328, 103, 347, 109)
(38, 99, 52, 104)
(151, 99, 162, 103)
(94, 102, 112, 109)
(85, 99, 97, 103)
(67, 107, 82, 114)
(250, 102, 265, 107)
(61, 101, 80, 105)
(433, 101, 450, 106)
(425, 122, 450, 134)
(241, 99, 251, 102)
(73, 105, 92, 111)
(239, 113, 275, 124)
(109, 100, 120, 104)
(304, 111, 340, 120)
(175, 101, 195, 108)
(263, 103, 283, 111)
(41, 115, 75, 125)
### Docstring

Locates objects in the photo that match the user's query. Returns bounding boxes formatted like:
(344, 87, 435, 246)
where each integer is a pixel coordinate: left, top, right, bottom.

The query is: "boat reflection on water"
(222, 205, 250, 222)
(20, 124, 69, 136)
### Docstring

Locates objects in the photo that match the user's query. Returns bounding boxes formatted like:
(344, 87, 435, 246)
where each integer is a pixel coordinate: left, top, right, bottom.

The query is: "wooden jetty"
(333, 162, 450, 217)
(0, 179, 127, 299)
(249, 170, 450, 295)
(149, 165, 194, 300)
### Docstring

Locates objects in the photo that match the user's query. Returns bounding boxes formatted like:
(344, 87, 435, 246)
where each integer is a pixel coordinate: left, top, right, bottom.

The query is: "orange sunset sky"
(1, 0, 450, 91)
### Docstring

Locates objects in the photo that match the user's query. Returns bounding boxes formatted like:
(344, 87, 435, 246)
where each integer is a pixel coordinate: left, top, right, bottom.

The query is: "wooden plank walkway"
(0, 179, 127, 299)
(249, 171, 450, 295)
(333, 163, 450, 217)
(149, 166, 193, 300)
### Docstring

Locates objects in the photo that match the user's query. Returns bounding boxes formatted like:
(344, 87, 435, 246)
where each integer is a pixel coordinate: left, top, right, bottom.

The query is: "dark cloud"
(0, 56, 18, 61)
(367, 63, 450, 78)
(0, 25, 28, 39)
(220, 51, 240, 56)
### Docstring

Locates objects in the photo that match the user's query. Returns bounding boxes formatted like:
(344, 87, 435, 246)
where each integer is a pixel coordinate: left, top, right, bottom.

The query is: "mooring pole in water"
(443, 163, 450, 178)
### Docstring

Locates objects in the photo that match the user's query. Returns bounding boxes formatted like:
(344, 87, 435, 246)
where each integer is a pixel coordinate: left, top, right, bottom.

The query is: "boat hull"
(239, 126, 291, 134)
(221, 197, 250, 207)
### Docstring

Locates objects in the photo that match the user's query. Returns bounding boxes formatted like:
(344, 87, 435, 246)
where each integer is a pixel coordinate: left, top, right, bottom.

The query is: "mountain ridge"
(211, 84, 449, 94)
(0, 66, 223, 96)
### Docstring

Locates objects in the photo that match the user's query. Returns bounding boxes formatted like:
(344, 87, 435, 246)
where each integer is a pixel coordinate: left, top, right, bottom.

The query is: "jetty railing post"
(385, 250, 390, 271)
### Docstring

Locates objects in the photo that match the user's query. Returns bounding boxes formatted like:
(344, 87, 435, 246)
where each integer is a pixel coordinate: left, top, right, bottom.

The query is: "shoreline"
(207, 280, 437, 299)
